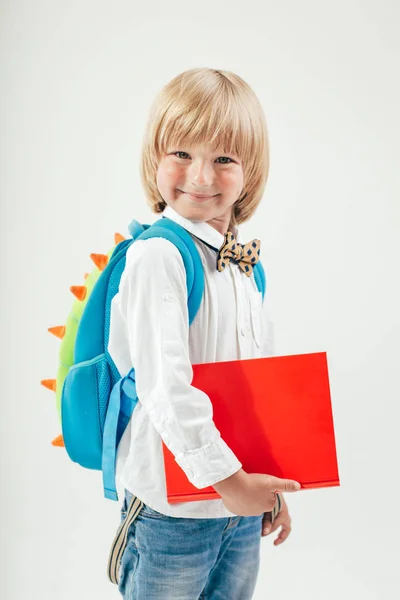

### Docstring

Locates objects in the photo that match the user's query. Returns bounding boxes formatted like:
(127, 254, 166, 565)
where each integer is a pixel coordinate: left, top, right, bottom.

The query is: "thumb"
(272, 478, 301, 493)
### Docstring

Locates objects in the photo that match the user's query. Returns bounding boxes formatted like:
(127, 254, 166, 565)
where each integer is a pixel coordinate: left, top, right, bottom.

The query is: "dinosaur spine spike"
(48, 325, 66, 340)
(41, 379, 56, 392)
(114, 232, 126, 245)
(51, 434, 65, 447)
(70, 285, 87, 301)
(90, 253, 109, 271)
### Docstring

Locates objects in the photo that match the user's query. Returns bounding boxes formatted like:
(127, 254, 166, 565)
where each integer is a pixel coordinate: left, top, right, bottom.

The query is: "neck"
(206, 211, 236, 236)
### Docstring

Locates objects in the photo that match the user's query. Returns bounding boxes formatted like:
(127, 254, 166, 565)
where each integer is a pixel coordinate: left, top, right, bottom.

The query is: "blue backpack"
(42, 216, 266, 501)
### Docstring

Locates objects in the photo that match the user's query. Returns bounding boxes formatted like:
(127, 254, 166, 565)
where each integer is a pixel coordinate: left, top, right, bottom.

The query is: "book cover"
(162, 352, 340, 503)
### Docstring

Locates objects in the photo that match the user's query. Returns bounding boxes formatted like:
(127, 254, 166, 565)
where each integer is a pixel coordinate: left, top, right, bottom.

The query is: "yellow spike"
(90, 253, 109, 271)
(51, 434, 65, 447)
(84, 272, 89, 280)
(115, 232, 126, 245)
(48, 325, 66, 340)
(41, 379, 56, 392)
(70, 285, 87, 301)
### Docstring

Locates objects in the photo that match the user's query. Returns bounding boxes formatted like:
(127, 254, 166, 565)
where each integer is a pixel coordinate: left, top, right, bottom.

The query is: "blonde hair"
(139, 67, 270, 229)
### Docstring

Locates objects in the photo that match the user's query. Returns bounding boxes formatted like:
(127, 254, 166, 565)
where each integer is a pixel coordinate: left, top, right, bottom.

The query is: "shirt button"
(187, 469, 194, 479)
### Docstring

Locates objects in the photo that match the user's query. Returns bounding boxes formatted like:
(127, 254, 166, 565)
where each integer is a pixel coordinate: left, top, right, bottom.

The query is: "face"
(156, 143, 244, 235)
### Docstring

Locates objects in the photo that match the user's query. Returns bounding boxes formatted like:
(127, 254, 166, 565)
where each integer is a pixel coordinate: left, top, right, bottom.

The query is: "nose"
(189, 159, 215, 187)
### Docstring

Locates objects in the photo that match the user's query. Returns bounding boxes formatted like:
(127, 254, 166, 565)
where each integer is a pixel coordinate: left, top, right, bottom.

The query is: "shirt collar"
(161, 205, 242, 250)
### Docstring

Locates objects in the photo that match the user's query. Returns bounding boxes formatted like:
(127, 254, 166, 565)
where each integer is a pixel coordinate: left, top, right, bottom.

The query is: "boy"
(107, 67, 301, 599)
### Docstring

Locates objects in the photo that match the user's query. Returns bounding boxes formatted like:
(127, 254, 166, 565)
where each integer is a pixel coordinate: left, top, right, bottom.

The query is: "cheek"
(219, 170, 244, 193)
(157, 163, 181, 188)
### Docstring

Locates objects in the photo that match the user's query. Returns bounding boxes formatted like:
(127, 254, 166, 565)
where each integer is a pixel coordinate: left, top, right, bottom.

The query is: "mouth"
(178, 190, 218, 201)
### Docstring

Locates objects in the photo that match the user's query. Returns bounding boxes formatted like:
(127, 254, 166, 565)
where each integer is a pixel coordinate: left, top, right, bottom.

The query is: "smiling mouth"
(179, 190, 218, 199)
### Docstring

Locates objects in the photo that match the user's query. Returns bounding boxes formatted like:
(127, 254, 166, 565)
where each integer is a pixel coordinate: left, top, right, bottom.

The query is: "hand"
(214, 469, 301, 517)
(261, 494, 292, 546)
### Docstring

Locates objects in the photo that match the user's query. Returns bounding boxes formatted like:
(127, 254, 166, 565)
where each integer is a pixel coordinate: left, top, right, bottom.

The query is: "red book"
(162, 352, 340, 503)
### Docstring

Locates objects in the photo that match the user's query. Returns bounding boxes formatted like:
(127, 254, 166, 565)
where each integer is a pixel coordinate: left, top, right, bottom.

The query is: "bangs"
(155, 81, 259, 165)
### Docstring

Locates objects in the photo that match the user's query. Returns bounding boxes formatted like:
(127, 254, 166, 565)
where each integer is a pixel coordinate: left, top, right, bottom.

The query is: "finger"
(261, 513, 273, 536)
(269, 515, 282, 534)
(262, 513, 272, 526)
(270, 477, 301, 493)
(263, 514, 285, 538)
(274, 525, 291, 546)
(262, 524, 272, 536)
(270, 511, 290, 535)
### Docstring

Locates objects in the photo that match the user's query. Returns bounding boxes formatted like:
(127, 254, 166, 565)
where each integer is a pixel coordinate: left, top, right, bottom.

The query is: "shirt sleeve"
(118, 236, 242, 489)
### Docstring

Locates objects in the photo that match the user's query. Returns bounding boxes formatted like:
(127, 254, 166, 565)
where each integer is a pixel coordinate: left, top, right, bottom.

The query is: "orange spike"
(41, 379, 56, 392)
(115, 232, 126, 245)
(84, 272, 89, 280)
(70, 285, 87, 301)
(51, 434, 65, 447)
(90, 253, 109, 271)
(48, 325, 66, 340)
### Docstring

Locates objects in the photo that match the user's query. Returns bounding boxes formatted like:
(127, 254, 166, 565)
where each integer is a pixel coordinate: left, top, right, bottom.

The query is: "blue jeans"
(117, 489, 263, 599)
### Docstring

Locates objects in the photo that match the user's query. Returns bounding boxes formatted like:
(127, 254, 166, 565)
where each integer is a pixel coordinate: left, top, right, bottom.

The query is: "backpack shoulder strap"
(253, 261, 266, 300)
(101, 217, 205, 500)
(132, 217, 205, 326)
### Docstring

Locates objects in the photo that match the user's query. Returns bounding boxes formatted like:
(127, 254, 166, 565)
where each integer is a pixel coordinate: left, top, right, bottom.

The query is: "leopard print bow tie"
(216, 231, 261, 277)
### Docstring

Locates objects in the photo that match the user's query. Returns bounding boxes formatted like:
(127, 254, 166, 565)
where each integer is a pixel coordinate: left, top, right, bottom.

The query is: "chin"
(176, 202, 209, 220)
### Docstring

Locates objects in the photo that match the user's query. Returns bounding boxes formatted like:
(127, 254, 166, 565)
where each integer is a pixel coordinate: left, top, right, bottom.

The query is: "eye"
(217, 156, 233, 164)
(173, 151, 234, 164)
(174, 151, 190, 160)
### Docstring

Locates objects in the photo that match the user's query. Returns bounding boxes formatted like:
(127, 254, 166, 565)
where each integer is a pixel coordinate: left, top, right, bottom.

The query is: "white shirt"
(108, 205, 275, 518)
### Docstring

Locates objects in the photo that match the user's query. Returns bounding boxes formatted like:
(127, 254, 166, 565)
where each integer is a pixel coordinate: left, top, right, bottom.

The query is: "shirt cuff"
(174, 435, 243, 489)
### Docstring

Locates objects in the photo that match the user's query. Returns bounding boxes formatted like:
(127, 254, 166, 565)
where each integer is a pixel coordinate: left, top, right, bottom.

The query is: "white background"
(1, 1, 399, 598)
